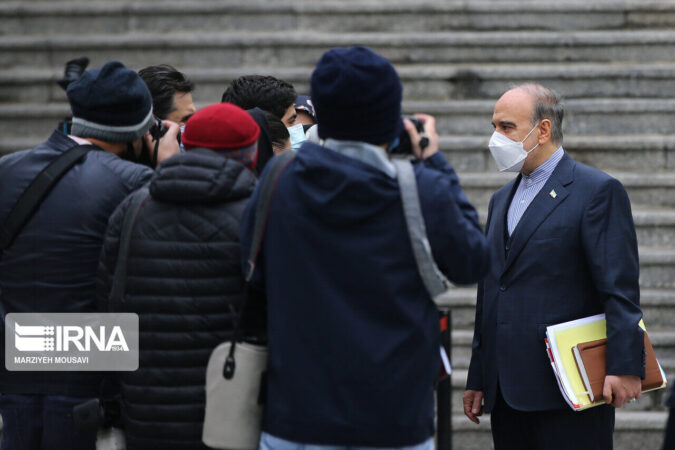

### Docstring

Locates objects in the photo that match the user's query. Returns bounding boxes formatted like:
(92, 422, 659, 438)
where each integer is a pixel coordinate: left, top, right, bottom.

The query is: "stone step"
(5, 63, 675, 104)
(451, 411, 669, 450)
(450, 329, 675, 375)
(2, 1, 675, 35)
(444, 287, 675, 332)
(448, 369, 671, 412)
(2, 129, 673, 174)
(2, 99, 674, 146)
(401, 99, 675, 135)
(439, 134, 675, 172)
(2, 30, 675, 69)
(439, 287, 675, 332)
(459, 171, 675, 210)
(2, 131, 673, 173)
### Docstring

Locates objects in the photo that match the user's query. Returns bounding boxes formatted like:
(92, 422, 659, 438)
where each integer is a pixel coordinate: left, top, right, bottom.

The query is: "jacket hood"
(150, 148, 256, 204)
(288, 142, 399, 226)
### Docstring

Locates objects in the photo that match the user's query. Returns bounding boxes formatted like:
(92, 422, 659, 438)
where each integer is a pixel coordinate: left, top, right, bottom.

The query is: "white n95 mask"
(488, 123, 540, 172)
(287, 124, 307, 151)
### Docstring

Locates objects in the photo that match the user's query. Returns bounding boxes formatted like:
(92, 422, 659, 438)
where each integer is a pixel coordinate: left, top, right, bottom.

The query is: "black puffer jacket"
(97, 149, 256, 450)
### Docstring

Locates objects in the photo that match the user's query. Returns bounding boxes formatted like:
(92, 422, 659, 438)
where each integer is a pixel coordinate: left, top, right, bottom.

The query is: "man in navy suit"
(463, 84, 645, 449)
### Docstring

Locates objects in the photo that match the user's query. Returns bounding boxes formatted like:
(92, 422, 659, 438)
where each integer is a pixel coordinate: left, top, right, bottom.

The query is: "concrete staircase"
(2, 1, 674, 448)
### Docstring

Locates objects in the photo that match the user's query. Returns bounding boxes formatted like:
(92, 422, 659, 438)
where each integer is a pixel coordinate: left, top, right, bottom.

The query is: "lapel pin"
(550, 190, 557, 199)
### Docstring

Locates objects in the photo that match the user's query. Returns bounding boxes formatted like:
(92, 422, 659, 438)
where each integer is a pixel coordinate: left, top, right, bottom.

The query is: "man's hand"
(403, 113, 439, 160)
(463, 389, 484, 424)
(144, 120, 181, 165)
(603, 374, 641, 408)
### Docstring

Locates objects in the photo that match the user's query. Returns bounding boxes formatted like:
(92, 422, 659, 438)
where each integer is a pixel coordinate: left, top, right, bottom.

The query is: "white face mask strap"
(522, 121, 540, 153)
(521, 121, 540, 143)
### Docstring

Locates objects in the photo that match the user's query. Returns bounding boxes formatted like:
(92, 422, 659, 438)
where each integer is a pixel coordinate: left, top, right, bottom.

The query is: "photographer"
(240, 46, 488, 450)
(0, 61, 178, 450)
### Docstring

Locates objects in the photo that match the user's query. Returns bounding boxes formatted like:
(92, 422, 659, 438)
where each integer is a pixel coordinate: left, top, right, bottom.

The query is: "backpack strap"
(392, 159, 450, 298)
(108, 188, 150, 310)
(0, 144, 97, 253)
(224, 151, 296, 379)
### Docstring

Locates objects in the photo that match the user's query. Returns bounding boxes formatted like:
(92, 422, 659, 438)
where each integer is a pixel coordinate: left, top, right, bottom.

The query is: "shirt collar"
(323, 138, 396, 178)
(522, 146, 564, 187)
(68, 135, 94, 146)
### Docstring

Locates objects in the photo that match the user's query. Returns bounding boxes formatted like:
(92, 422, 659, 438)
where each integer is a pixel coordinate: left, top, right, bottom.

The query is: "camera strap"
(0, 143, 98, 256)
(392, 159, 450, 299)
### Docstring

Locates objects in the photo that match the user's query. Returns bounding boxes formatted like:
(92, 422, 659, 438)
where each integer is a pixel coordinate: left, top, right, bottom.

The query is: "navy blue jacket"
(240, 142, 488, 446)
(466, 153, 644, 412)
(0, 130, 152, 396)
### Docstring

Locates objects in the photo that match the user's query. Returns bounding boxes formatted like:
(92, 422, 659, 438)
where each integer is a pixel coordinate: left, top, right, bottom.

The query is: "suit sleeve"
(581, 177, 644, 377)
(466, 194, 494, 391)
(417, 152, 489, 285)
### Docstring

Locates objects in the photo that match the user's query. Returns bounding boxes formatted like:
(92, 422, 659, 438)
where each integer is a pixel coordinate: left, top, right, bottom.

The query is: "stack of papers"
(545, 314, 667, 411)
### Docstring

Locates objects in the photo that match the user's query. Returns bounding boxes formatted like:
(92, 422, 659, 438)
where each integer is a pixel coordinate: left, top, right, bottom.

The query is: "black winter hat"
(67, 61, 154, 142)
(310, 46, 402, 145)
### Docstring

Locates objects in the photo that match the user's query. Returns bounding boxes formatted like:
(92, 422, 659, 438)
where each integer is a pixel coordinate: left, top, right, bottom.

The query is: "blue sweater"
(240, 142, 488, 446)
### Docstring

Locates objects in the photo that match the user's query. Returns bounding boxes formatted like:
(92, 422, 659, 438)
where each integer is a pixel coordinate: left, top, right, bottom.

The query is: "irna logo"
(14, 323, 129, 352)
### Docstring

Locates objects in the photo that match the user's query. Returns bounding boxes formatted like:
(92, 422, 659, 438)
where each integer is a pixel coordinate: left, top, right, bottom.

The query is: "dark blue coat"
(466, 153, 644, 412)
(0, 130, 152, 396)
(240, 142, 488, 446)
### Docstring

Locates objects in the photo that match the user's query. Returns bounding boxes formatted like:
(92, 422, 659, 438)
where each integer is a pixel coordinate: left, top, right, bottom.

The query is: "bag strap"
(245, 151, 297, 282)
(0, 144, 97, 253)
(223, 151, 296, 379)
(108, 188, 150, 310)
(392, 159, 450, 298)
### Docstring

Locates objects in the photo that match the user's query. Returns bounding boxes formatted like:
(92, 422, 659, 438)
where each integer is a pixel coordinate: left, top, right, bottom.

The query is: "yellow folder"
(545, 314, 667, 411)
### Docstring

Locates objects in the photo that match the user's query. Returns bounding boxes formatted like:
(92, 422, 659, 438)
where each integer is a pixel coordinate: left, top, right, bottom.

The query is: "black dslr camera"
(139, 118, 182, 168)
(148, 117, 169, 142)
(388, 115, 429, 156)
(138, 118, 169, 168)
(57, 57, 90, 135)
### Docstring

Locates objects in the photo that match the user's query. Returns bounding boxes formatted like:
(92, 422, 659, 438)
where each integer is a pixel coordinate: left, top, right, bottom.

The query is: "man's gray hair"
(515, 83, 564, 145)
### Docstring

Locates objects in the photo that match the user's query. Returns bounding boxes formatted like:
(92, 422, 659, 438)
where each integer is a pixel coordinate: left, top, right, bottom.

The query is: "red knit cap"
(182, 102, 260, 150)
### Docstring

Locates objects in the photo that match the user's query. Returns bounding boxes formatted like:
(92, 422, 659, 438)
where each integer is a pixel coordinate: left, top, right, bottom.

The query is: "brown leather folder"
(572, 332, 664, 402)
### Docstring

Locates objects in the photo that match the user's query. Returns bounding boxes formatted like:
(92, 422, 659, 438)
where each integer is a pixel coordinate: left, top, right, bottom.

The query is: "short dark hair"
(263, 110, 290, 150)
(516, 83, 564, 145)
(138, 64, 194, 120)
(221, 75, 296, 121)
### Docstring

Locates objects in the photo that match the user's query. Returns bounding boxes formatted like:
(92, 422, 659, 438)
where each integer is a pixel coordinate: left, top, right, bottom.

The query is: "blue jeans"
(259, 432, 435, 450)
(0, 394, 97, 450)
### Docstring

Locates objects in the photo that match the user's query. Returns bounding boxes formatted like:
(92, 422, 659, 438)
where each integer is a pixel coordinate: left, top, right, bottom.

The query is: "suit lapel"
(487, 175, 520, 272)
(502, 153, 575, 274)
(490, 177, 520, 268)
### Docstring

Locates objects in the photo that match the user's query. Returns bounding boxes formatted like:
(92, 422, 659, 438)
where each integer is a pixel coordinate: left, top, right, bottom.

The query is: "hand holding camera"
(143, 119, 181, 166)
(403, 114, 439, 160)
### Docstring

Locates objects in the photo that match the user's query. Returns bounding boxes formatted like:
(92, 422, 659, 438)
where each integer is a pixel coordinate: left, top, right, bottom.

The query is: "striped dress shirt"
(507, 147, 564, 236)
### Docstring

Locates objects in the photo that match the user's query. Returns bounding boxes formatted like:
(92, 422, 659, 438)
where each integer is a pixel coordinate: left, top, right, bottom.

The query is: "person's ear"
(538, 119, 552, 144)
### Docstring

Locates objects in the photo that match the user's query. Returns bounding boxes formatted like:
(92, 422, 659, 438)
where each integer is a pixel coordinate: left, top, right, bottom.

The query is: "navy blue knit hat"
(67, 61, 154, 142)
(310, 46, 402, 145)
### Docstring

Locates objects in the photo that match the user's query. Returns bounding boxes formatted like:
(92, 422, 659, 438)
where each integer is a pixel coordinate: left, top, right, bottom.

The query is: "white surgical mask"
(287, 124, 307, 151)
(488, 122, 540, 173)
